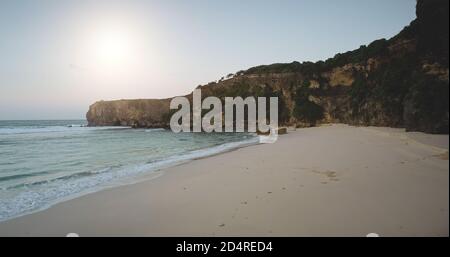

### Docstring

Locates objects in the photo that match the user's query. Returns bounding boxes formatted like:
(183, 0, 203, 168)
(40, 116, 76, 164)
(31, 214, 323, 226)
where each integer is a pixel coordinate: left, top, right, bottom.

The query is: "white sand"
(0, 124, 448, 236)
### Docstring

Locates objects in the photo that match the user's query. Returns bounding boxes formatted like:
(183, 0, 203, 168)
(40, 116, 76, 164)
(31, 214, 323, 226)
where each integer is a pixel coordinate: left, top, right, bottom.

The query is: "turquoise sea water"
(0, 120, 257, 221)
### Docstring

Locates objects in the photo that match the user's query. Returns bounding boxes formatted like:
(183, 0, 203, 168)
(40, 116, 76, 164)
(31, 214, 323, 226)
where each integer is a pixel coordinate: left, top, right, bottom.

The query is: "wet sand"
(0, 124, 448, 236)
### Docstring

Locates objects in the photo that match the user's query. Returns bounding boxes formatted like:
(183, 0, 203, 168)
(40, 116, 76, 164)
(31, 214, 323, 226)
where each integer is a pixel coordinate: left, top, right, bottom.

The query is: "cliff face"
(87, 99, 171, 128)
(87, 0, 449, 134)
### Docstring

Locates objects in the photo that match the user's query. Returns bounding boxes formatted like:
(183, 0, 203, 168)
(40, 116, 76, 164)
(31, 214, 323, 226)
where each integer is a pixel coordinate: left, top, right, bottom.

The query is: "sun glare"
(73, 11, 156, 85)
(92, 27, 134, 68)
(94, 30, 133, 65)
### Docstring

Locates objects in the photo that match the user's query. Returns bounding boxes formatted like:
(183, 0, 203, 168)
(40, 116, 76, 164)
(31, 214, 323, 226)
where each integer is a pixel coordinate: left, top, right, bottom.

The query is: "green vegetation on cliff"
(87, 0, 449, 134)
(293, 81, 324, 125)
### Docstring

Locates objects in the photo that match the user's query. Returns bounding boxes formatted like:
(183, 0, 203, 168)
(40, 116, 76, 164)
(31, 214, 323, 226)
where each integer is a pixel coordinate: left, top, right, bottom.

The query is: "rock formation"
(87, 0, 449, 134)
(87, 99, 171, 128)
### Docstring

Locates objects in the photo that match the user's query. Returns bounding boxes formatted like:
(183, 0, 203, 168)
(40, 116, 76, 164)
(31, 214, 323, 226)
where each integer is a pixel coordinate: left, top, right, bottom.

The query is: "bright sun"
(82, 22, 141, 73)
(75, 16, 152, 80)
(72, 10, 156, 89)
(94, 29, 132, 65)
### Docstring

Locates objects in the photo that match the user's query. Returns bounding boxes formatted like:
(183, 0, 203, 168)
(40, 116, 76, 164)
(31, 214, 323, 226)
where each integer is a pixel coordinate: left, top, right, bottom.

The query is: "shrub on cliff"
(293, 81, 324, 125)
(404, 74, 449, 134)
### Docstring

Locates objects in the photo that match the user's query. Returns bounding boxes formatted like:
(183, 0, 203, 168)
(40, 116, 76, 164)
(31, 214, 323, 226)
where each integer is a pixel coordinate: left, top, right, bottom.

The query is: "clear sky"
(0, 0, 416, 120)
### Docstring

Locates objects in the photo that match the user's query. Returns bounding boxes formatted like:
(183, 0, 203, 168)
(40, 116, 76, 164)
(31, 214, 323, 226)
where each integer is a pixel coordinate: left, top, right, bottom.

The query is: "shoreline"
(0, 133, 259, 223)
(0, 124, 448, 236)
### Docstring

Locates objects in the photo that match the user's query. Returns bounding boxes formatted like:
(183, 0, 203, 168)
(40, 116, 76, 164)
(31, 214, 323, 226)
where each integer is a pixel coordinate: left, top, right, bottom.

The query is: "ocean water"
(0, 120, 258, 221)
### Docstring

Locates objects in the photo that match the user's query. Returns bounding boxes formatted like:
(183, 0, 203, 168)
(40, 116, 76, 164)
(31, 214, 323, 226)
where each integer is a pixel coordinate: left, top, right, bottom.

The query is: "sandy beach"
(0, 124, 448, 237)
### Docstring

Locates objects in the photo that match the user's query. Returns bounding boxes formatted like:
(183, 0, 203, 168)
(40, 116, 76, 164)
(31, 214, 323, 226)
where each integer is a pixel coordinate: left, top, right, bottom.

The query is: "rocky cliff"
(86, 99, 171, 128)
(87, 0, 449, 134)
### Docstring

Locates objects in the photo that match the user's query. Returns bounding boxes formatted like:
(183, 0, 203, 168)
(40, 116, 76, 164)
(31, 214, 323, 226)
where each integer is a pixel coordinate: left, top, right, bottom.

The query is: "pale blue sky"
(0, 0, 416, 119)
